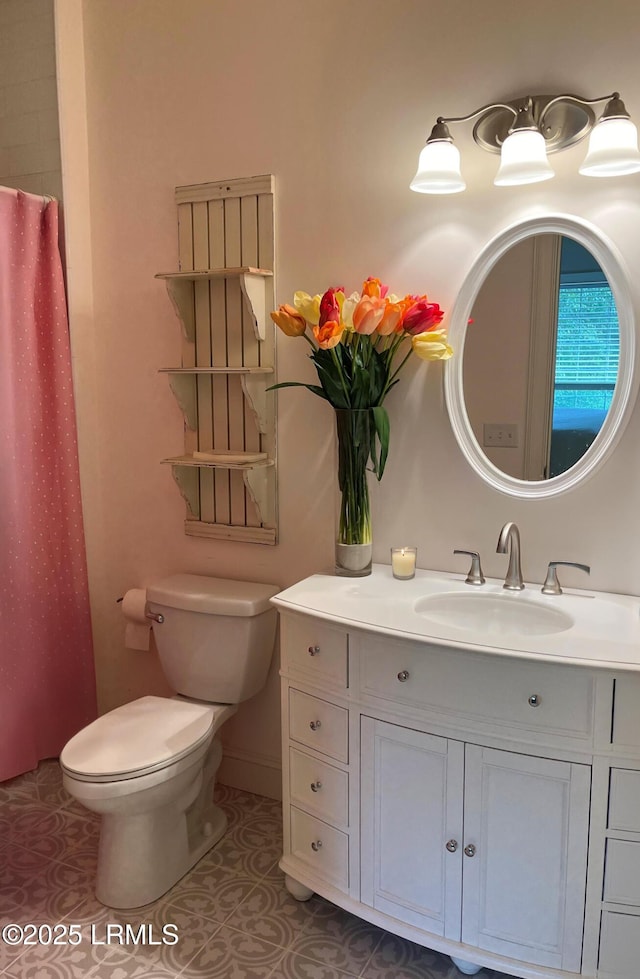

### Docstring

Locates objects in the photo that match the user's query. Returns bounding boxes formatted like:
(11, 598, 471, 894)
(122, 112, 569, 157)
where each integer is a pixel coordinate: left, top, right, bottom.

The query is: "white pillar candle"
(391, 547, 417, 579)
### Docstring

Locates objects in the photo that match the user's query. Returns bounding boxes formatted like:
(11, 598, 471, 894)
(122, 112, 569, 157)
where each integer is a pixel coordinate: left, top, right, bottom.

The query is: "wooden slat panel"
(192, 201, 214, 523)
(208, 198, 230, 525)
(224, 196, 248, 526)
(257, 191, 276, 532)
(240, 195, 261, 524)
(176, 202, 199, 517)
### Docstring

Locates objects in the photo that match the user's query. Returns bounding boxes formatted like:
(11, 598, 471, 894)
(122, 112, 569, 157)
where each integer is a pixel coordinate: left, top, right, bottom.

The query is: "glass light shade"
(579, 117, 640, 176)
(494, 129, 555, 186)
(410, 140, 466, 194)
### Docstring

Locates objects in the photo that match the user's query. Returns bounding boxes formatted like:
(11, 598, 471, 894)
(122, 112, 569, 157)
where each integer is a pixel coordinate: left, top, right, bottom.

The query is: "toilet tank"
(146, 574, 279, 704)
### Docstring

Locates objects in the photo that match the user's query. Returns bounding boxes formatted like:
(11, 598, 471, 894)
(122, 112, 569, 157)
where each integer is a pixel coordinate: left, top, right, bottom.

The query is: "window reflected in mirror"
(551, 238, 619, 476)
(463, 233, 620, 481)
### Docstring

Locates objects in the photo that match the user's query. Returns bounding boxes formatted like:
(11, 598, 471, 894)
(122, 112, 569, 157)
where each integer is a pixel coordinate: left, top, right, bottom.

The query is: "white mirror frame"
(444, 214, 638, 499)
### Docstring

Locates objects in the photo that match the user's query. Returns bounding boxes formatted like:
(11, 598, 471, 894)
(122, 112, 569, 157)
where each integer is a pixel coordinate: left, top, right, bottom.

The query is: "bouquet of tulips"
(270, 277, 452, 481)
(271, 277, 451, 565)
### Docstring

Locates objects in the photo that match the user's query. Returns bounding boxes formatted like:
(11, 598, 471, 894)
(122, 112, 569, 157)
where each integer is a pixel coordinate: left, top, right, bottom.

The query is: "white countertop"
(272, 565, 640, 671)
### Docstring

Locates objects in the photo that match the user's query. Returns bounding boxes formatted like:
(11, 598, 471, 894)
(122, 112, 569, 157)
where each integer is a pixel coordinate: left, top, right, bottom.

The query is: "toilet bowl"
(60, 574, 279, 908)
(61, 696, 237, 908)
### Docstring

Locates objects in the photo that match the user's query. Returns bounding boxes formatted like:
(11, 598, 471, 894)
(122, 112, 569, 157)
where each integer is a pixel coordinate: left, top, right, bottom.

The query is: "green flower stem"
(330, 345, 351, 406)
(336, 409, 372, 546)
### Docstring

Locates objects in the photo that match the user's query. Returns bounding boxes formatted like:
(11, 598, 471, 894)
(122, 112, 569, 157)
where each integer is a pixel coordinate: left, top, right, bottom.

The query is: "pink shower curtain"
(0, 187, 96, 781)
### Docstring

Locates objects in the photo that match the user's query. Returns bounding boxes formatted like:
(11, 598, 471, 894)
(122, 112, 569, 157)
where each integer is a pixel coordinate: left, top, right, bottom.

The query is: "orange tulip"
(361, 277, 388, 299)
(270, 304, 306, 337)
(313, 319, 344, 349)
(376, 301, 404, 336)
(353, 295, 385, 335)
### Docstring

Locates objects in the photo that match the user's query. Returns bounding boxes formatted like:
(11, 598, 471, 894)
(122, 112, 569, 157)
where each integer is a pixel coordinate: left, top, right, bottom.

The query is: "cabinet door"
(461, 745, 590, 972)
(360, 717, 464, 939)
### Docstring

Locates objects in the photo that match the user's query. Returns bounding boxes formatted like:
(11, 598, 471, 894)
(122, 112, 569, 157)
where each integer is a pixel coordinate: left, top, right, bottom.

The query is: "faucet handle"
(454, 549, 486, 586)
(541, 561, 590, 596)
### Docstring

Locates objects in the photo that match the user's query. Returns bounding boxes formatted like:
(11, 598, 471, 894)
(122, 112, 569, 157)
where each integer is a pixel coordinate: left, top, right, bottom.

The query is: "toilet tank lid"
(146, 573, 280, 616)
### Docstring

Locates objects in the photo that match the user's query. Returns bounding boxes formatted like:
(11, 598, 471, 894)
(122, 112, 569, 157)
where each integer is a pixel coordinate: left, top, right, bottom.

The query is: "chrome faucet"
(496, 522, 524, 590)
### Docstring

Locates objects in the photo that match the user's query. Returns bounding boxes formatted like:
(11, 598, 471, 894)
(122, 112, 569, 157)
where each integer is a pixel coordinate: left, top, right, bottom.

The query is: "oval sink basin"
(414, 592, 574, 637)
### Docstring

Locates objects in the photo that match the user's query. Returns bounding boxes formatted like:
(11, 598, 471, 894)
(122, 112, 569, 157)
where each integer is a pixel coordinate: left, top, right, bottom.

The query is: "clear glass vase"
(334, 408, 373, 577)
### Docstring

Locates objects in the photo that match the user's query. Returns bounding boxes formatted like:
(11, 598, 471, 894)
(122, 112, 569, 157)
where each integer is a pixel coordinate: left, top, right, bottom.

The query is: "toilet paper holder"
(116, 596, 164, 624)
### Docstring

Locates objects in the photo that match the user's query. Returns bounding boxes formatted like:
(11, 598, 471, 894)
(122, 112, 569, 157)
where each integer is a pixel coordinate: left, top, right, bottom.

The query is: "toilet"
(60, 573, 279, 909)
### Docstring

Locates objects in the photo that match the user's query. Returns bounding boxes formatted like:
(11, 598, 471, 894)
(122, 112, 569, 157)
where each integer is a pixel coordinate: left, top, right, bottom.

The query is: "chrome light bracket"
(473, 95, 596, 154)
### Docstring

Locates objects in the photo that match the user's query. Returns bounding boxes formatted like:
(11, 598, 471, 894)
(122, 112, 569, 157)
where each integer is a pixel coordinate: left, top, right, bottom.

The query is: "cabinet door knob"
(464, 843, 476, 857)
(445, 839, 458, 852)
(397, 670, 410, 682)
(310, 780, 322, 792)
(311, 840, 323, 851)
(309, 720, 322, 731)
(528, 694, 542, 708)
(308, 645, 320, 656)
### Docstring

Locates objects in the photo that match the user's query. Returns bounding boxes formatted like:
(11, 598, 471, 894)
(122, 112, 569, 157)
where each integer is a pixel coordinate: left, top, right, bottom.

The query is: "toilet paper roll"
(122, 588, 151, 650)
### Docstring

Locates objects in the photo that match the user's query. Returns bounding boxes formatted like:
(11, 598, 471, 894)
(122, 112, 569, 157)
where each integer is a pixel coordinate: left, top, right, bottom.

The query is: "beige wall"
(0, 0, 62, 200)
(55, 0, 640, 795)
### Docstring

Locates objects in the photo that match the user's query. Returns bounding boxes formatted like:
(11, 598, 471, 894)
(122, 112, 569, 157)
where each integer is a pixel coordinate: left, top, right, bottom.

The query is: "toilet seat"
(60, 695, 218, 782)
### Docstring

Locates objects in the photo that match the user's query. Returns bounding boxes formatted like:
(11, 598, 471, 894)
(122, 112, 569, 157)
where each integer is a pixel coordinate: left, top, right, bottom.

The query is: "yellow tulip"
(294, 291, 321, 325)
(270, 304, 307, 337)
(411, 329, 453, 361)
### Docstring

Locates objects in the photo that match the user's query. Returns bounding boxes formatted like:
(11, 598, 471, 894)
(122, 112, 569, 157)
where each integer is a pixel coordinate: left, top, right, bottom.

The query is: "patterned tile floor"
(0, 760, 508, 979)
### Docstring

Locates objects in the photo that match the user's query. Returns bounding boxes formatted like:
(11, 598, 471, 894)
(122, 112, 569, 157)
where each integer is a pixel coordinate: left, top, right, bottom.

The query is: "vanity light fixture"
(410, 92, 640, 194)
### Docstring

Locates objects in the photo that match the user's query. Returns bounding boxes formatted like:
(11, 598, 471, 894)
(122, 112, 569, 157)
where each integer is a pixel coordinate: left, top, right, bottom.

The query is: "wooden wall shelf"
(158, 176, 277, 543)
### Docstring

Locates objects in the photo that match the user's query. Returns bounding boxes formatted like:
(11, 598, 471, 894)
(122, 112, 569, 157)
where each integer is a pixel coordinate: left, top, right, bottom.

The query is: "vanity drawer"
(604, 839, 640, 905)
(281, 614, 348, 688)
(359, 637, 594, 741)
(598, 911, 640, 977)
(609, 769, 640, 832)
(289, 688, 349, 763)
(289, 746, 349, 828)
(290, 806, 349, 890)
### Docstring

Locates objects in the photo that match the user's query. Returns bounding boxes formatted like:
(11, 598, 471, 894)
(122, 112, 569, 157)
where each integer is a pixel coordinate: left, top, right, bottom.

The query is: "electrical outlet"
(483, 423, 519, 448)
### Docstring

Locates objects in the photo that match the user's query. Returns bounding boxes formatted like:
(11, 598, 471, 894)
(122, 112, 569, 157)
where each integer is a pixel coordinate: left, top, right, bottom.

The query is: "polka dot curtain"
(0, 187, 97, 781)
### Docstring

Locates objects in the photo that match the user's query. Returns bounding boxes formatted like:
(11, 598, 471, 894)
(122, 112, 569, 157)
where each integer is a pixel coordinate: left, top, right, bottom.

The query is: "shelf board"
(156, 267, 273, 342)
(162, 454, 274, 471)
(161, 368, 274, 433)
(164, 455, 276, 531)
(159, 366, 273, 374)
(155, 267, 273, 281)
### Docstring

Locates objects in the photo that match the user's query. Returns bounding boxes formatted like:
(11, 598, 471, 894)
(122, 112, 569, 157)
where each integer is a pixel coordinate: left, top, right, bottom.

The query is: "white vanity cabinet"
(361, 721, 589, 971)
(274, 569, 640, 979)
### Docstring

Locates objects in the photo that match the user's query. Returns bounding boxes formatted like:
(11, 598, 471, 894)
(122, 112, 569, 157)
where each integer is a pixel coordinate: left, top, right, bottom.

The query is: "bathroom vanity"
(273, 566, 640, 979)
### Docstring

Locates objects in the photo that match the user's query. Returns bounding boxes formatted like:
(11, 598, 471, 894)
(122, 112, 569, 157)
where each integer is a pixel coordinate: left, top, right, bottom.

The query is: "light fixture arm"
(537, 91, 626, 130)
(435, 102, 518, 130)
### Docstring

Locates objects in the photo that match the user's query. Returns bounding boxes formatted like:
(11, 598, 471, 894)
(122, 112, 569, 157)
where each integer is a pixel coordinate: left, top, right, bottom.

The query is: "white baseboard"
(218, 747, 282, 801)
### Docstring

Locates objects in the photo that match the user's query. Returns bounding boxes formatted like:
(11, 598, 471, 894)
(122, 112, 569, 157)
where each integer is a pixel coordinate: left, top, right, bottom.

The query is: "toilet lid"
(60, 696, 215, 779)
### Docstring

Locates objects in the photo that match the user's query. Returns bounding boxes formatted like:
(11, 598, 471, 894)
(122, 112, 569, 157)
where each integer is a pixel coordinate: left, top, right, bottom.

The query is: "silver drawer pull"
(446, 839, 458, 852)
(310, 780, 322, 793)
(308, 645, 320, 656)
(464, 843, 476, 857)
(397, 670, 410, 682)
(311, 840, 323, 852)
(309, 720, 322, 731)
(528, 694, 542, 708)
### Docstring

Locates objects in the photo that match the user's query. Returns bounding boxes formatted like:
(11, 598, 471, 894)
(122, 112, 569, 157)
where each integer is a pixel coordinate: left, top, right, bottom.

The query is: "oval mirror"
(445, 216, 637, 499)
